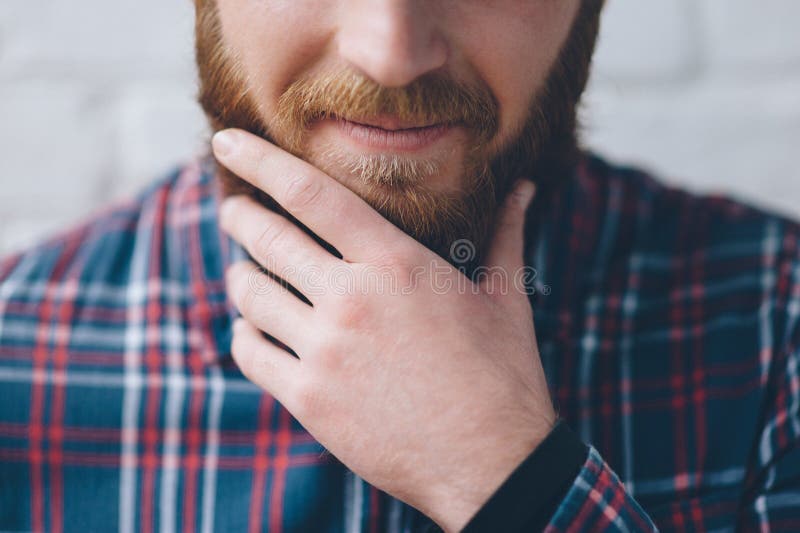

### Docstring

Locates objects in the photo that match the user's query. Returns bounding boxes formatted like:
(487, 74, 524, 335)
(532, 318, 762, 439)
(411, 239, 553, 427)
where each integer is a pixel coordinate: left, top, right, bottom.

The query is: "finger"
(481, 179, 537, 273)
(226, 259, 316, 352)
(230, 317, 300, 404)
(212, 128, 413, 263)
(219, 194, 340, 300)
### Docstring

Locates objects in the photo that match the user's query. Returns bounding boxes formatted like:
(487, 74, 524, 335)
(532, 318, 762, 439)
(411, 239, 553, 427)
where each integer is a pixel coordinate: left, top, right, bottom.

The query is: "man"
(0, 0, 798, 531)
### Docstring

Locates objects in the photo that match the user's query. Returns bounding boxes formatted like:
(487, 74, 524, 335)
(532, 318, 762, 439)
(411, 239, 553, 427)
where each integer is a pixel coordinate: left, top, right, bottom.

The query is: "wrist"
(424, 410, 557, 532)
(460, 419, 589, 532)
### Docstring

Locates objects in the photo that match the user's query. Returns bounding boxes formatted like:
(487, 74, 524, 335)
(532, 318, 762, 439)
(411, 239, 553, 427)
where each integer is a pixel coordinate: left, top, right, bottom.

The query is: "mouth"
(338, 114, 442, 131)
(330, 114, 456, 152)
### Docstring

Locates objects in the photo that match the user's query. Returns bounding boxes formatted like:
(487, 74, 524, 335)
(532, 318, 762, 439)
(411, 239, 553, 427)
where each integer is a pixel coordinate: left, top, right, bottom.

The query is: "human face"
(195, 0, 601, 268)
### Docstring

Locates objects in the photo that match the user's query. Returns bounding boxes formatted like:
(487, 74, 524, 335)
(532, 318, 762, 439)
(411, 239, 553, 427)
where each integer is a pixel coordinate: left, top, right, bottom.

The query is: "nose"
(337, 0, 448, 88)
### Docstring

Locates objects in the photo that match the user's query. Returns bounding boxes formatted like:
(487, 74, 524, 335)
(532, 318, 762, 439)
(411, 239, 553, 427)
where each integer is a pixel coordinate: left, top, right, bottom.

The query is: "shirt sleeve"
(462, 420, 658, 533)
(461, 327, 800, 533)
(543, 446, 658, 532)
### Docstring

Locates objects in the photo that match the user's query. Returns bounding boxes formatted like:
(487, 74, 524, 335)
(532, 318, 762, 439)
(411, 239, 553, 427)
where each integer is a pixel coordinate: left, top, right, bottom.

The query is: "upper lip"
(335, 114, 443, 131)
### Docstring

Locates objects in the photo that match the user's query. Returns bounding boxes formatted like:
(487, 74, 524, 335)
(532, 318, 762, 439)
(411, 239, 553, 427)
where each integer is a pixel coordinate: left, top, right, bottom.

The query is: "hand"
(212, 128, 556, 532)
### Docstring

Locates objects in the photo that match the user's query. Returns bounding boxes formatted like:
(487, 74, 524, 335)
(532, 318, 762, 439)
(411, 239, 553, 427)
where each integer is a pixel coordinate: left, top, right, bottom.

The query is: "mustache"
(273, 68, 500, 151)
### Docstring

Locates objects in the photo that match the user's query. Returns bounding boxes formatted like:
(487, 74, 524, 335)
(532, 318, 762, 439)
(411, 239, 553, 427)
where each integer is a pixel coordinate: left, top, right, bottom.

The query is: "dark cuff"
(461, 419, 588, 532)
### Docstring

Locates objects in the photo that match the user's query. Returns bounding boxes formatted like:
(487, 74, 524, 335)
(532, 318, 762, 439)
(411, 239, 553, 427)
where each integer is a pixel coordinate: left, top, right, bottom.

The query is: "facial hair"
(193, 0, 604, 276)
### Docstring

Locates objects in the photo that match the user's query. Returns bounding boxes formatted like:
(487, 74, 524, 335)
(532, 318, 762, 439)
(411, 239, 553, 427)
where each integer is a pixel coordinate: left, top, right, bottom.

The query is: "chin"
(302, 120, 471, 194)
(303, 144, 467, 197)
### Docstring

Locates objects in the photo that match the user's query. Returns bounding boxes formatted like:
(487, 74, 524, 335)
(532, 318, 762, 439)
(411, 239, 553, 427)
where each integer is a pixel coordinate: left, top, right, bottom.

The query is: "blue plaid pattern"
(0, 151, 798, 532)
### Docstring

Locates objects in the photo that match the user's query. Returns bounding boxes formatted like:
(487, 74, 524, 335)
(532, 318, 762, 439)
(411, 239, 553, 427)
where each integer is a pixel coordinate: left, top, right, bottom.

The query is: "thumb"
(482, 179, 537, 271)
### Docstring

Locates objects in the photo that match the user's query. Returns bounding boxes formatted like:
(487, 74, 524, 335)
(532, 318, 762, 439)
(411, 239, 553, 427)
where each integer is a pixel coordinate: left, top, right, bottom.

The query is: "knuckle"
(377, 242, 423, 268)
(390, 261, 416, 288)
(237, 269, 263, 316)
(369, 248, 407, 268)
(255, 151, 272, 175)
(252, 221, 286, 262)
(379, 256, 417, 288)
(307, 331, 348, 374)
(290, 375, 328, 418)
(316, 342, 346, 374)
(245, 266, 274, 299)
(309, 334, 340, 362)
(332, 293, 370, 329)
(283, 173, 322, 211)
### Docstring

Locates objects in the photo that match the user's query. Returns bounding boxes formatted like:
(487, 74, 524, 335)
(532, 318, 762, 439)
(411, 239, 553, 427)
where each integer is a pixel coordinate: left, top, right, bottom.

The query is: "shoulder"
(0, 156, 217, 325)
(585, 151, 800, 356)
(585, 151, 800, 241)
(582, 151, 800, 271)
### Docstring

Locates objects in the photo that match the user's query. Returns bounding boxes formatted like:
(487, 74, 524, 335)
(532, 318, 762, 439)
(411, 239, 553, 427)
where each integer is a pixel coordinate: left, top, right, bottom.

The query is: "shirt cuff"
(461, 419, 589, 532)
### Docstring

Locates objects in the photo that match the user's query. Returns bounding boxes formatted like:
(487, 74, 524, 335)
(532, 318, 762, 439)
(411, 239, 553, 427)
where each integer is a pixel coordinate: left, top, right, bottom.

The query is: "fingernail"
(212, 130, 237, 157)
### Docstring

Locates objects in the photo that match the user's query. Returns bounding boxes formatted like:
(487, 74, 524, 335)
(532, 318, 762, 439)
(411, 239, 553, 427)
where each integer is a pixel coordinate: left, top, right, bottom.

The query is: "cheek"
(215, 0, 334, 117)
(448, 1, 580, 145)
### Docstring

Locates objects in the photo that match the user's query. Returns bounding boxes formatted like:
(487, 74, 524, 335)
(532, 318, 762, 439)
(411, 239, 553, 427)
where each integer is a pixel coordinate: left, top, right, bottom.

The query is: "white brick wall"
(584, 0, 800, 220)
(1, 0, 799, 255)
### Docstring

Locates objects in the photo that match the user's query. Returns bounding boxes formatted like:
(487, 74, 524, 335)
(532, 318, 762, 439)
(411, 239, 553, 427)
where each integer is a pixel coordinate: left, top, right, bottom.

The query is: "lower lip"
(335, 118, 452, 152)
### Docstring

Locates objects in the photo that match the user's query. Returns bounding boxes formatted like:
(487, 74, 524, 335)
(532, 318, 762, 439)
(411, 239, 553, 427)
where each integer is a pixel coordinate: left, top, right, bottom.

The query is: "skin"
(210, 1, 582, 531)
(213, 0, 580, 196)
(215, 129, 553, 532)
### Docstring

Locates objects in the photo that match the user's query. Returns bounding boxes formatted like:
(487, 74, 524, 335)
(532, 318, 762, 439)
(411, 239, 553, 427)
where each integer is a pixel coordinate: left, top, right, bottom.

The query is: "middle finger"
(220, 195, 340, 302)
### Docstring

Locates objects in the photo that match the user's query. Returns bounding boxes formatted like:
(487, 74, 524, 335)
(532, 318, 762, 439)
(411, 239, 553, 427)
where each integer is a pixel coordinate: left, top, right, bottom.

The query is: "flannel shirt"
(1, 150, 799, 532)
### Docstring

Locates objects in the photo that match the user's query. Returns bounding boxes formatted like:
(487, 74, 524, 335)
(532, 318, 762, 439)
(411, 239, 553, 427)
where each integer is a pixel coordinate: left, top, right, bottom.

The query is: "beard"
(193, 0, 603, 276)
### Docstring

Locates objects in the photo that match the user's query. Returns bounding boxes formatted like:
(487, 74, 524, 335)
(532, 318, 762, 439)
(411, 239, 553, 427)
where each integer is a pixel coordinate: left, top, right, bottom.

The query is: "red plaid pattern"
(0, 151, 798, 531)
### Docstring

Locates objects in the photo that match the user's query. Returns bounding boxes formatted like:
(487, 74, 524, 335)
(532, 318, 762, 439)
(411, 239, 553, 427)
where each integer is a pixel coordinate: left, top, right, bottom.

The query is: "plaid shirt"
(1, 151, 799, 532)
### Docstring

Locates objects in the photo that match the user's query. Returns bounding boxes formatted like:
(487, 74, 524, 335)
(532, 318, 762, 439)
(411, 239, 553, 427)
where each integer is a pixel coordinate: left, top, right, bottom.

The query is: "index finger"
(212, 128, 413, 263)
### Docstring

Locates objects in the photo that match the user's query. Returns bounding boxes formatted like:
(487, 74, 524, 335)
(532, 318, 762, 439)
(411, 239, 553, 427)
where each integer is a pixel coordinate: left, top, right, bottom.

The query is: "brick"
(0, 81, 112, 219)
(0, 216, 66, 257)
(581, 77, 800, 219)
(109, 82, 209, 199)
(591, 0, 701, 83)
(702, 0, 800, 73)
(2, 0, 799, 255)
(0, 0, 196, 80)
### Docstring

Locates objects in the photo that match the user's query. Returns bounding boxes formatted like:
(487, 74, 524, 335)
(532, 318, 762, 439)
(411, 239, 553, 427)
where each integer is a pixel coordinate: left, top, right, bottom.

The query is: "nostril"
(336, 7, 448, 88)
